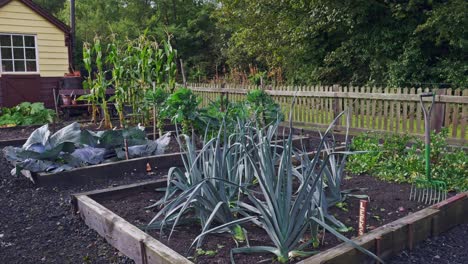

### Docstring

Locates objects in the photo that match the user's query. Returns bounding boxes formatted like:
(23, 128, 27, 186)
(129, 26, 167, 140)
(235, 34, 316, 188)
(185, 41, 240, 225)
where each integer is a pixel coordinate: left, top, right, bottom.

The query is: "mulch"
(0, 149, 168, 264)
(0, 139, 465, 263)
(97, 174, 430, 264)
(388, 223, 468, 264)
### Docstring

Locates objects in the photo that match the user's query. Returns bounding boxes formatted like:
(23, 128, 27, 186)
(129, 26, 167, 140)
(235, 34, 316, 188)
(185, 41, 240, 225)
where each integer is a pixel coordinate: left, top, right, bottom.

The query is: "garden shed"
(0, 0, 72, 108)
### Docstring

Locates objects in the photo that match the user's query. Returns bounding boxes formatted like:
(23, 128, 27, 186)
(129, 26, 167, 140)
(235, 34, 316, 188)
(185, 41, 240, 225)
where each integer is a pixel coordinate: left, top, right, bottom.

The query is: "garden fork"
(409, 92, 447, 204)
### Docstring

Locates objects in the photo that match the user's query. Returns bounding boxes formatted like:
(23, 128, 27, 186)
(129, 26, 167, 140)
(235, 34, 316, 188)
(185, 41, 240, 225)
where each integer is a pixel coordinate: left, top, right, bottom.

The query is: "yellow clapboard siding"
(0, 25, 64, 34)
(37, 34, 66, 41)
(38, 46, 68, 53)
(39, 58, 69, 65)
(40, 66, 69, 77)
(0, 13, 45, 22)
(0, 19, 59, 30)
(0, 0, 69, 77)
(38, 52, 69, 59)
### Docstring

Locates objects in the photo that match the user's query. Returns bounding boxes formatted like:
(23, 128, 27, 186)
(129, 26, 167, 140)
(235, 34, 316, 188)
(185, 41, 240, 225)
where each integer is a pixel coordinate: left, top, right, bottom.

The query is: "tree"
(33, 0, 66, 17)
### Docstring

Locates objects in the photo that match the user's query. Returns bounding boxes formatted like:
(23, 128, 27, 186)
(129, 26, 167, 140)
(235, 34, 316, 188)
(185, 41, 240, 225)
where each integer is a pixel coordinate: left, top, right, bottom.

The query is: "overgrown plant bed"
(72, 175, 466, 264)
(0, 121, 177, 147)
(28, 134, 320, 187)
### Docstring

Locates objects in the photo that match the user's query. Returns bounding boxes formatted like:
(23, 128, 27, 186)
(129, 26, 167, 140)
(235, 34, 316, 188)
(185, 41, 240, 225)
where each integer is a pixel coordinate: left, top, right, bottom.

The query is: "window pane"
(26, 61, 37, 72)
(25, 48, 36, 59)
(14, 60, 25, 72)
(0, 35, 11, 46)
(24, 36, 35, 47)
(2, 60, 13, 71)
(12, 35, 23, 47)
(13, 48, 25, 59)
(1, 48, 12, 59)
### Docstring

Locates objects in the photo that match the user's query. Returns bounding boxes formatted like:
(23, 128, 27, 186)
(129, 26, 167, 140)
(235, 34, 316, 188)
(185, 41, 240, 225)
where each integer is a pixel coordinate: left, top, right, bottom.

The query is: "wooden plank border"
(73, 180, 467, 264)
(73, 179, 191, 264)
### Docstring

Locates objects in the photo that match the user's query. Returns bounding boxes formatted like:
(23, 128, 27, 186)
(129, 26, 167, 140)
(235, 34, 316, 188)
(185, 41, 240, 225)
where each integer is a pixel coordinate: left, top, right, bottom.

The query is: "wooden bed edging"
(73, 181, 191, 264)
(72, 180, 467, 264)
(299, 192, 468, 264)
(34, 151, 186, 186)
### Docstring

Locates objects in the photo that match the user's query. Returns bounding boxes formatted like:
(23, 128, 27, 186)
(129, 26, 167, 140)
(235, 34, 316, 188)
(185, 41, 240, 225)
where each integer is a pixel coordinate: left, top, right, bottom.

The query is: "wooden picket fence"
(187, 83, 468, 145)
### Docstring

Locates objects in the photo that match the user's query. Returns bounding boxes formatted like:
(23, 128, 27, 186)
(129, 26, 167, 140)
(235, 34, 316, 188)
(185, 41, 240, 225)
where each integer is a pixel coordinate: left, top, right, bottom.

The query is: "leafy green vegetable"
(3, 123, 172, 182)
(0, 102, 55, 127)
(348, 129, 467, 191)
(164, 88, 200, 134)
(246, 89, 283, 126)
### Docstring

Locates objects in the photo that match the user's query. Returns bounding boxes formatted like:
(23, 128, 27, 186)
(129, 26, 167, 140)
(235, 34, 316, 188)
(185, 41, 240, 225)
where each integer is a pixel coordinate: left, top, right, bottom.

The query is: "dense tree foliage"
(34, 0, 467, 87)
(218, 0, 467, 87)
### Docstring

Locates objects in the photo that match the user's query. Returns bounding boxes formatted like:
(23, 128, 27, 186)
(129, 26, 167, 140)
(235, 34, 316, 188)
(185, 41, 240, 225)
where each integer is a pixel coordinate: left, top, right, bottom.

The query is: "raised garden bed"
(0, 122, 177, 148)
(0, 151, 157, 263)
(72, 175, 467, 264)
(29, 134, 320, 187)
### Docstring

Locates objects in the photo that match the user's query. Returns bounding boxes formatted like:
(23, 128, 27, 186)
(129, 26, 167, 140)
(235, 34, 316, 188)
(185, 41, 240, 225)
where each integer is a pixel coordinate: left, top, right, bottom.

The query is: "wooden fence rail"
(187, 83, 468, 145)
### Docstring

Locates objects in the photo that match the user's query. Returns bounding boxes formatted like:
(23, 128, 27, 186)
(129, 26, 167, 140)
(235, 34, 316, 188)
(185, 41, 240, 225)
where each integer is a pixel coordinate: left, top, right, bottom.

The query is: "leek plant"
(146, 98, 383, 263)
(230, 108, 382, 263)
(147, 120, 256, 247)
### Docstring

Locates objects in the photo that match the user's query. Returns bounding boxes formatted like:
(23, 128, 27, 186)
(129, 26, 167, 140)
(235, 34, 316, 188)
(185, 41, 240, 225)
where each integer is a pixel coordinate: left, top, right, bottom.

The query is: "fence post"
(333, 84, 341, 127)
(432, 89, 446, 133)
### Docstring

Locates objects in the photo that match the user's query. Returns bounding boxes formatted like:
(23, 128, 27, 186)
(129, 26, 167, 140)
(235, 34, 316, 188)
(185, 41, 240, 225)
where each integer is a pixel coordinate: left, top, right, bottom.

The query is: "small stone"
(398, 206, 405, 212)
(434, 255, 440, 259)
(0, 234, 4, 238)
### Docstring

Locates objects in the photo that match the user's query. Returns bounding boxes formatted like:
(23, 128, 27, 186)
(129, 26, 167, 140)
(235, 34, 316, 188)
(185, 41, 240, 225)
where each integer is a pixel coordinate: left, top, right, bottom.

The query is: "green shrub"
(0, 102, 55, 127)
(348, 130, 468, 191)
(246, 89, 283, 126)
(163, 88, 200, 134)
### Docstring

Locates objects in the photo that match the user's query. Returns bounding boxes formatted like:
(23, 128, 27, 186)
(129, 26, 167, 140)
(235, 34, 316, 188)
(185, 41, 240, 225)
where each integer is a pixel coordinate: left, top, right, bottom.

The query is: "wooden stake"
(358, 200, 368, 236)
(124, 139, 129, 160)
(180, 59, 187, 88)
(152, 82, 156, 141)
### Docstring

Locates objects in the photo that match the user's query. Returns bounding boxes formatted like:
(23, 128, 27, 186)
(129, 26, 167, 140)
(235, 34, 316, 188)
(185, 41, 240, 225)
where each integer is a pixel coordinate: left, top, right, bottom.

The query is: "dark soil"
(0, 149, 169, 264)
(388, 224, 468, 264)
(97, 174, 429, 264)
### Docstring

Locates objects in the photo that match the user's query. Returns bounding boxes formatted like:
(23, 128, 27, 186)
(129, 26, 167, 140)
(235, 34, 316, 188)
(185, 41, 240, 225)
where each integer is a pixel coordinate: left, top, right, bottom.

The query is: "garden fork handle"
(419, 92, 435, 181)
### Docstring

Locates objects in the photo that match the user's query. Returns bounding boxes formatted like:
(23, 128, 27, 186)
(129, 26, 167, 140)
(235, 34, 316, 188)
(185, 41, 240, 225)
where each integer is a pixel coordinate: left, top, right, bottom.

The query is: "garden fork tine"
(410, 92, 447, 205)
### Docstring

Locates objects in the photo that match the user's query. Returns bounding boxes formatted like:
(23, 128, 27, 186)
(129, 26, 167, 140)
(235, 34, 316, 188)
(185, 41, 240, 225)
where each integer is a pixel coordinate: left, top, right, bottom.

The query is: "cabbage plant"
(3, 123, 171, 182)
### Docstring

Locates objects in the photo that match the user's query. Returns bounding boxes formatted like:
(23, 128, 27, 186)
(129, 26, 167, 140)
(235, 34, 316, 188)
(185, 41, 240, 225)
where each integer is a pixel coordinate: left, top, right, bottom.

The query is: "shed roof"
(0, 0, 70, 33)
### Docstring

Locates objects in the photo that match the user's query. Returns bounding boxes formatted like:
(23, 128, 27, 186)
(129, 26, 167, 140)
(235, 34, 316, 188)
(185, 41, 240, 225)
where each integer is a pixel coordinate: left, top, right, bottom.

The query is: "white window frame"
(0, 33, 40, 75)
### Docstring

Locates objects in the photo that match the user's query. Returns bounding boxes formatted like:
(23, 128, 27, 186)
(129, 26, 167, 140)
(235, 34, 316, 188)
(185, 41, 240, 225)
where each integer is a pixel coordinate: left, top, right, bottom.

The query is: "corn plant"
(93, 37, 113, 128)
(164, 41, 177, 92)
(82, 42, 99, 123)
(81, 37, 113, 128)
(107, 36, 127, 128)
